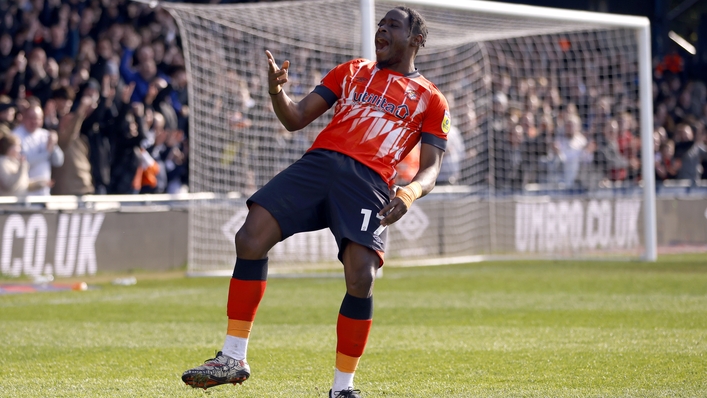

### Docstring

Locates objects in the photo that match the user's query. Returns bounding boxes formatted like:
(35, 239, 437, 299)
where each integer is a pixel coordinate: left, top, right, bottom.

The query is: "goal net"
(157, 0, 656, 275)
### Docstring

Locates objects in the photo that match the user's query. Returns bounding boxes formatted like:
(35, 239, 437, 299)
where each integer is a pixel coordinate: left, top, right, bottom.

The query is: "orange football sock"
(222, 258, 268, 360)
(333, 294, 373, 392)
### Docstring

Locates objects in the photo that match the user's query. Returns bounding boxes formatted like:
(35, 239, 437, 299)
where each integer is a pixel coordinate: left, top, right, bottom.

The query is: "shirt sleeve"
(317, 59, 368, 102)
(318, 61, 349, 99)
(312, 85, 338, 108)
(420, 91, 451, 151)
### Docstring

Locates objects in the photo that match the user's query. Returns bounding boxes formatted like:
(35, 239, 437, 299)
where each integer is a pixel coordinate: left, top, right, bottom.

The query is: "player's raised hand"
(265, 50, 290, 95)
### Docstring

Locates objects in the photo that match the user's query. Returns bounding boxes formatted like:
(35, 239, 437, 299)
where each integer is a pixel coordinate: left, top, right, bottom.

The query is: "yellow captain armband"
(395, 181, 423, 209)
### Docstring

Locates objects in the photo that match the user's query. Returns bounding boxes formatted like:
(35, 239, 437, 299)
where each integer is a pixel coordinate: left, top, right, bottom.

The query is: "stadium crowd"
(453, 38, 707, 191)
(0, 0, 706, 197)
(0, 0, 188, 196)
(432, 37, 707, 191)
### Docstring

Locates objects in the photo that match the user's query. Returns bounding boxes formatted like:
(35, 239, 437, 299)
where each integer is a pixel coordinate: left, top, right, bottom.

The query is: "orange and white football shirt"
(309, 59, 450, 185)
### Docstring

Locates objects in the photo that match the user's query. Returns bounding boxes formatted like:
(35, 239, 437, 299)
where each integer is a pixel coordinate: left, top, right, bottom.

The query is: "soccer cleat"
(330, 388, 362, 397)
(182, 351, 250, 389)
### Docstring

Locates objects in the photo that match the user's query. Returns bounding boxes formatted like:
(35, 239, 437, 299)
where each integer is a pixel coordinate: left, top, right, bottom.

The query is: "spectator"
(44, 98, 61, 130)
(690, 82, 706, 118)
(594, 118, 630, 183)
(549, 114, 595, 187)
(497, 124, 524, 190)
(0, 33, 15, 83)
(0, 134, 49, 196)
(0, 96, 17, 137)
(437, 122, 464, 185)
(75, 78, 113, 194)
(457, 99, 480, 185)
(672, 84, 696, 126)
(109, 97, 147, 194)
(11, 103, 64, 195)
(536, 112, 556, 184)
(43, 20, 79, 64)
(145, 111, 168, 193)
(144, 76, 178, 133)
(6, 48, 54, 106)
(168, 65, 188, 129)
(90, 37, 117, 84)
(12, 24, 38, 60)
(76, 37, 98, 74)
(673, 123, 707, 183)
(654, 126, 668, 149)
(161, 127, 187, 194)
(78, 7, 100, 40)
(617, 112, 641, 180)
(518, 111, 544, 185)
(119, 28, 169, 105)
(51, 86, 95, 196)
(490, 91, 513, 188)
(55, 57, 75, 88)
(135, 146, 161, 194)
(655, 140, 678, 182)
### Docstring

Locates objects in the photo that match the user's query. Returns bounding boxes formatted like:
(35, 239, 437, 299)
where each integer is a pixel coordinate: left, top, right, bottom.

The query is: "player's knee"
(346, 266, 376, 297)
(235, 228, 269, 257)
(235, 227, 256, 246)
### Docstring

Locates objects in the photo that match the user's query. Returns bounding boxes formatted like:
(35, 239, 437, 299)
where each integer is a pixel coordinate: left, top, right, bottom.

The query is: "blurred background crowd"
(0, 0, 188, 196)
(0, 0, 705, 197)
(450, 42, 707, 192)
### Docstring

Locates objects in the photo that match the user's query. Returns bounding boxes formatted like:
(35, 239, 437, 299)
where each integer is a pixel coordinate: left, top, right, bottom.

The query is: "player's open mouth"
(375, 38, 389, 54)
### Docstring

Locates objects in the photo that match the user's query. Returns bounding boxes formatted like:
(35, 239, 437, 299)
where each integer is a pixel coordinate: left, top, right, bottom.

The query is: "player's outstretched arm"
(379, 143, 444, 227)
(265, 50, 329, 131)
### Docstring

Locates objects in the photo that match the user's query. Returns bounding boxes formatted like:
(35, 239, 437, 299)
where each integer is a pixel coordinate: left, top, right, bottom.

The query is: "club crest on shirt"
(405, 89, 419, 101)
(442, 110, 451, 134)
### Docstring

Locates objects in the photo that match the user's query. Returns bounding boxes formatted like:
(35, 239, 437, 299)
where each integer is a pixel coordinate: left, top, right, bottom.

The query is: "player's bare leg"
(235, 204, 282, 259)
(341, 243, 377, 298)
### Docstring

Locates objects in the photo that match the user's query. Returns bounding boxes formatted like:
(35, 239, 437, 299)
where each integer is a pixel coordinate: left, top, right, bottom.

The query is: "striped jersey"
(309, 59, 450, 185)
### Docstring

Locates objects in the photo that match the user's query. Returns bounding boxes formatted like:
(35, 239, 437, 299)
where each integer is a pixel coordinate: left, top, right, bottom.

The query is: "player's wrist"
(268, 87, 282, 96)
(395, 181, 422, 209)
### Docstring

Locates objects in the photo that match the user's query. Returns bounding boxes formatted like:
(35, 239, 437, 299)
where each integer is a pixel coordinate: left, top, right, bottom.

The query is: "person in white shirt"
(11, 103, 64, 195)
(0, 134, 50, 196)
(549, 114, 595, 187)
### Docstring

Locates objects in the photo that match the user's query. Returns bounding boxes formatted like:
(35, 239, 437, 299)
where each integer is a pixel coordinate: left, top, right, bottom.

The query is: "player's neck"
(377, 59, 416, 75)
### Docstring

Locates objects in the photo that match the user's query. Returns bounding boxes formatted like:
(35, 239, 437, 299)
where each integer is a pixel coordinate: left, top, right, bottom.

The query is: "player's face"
(375, 9, 416, 68)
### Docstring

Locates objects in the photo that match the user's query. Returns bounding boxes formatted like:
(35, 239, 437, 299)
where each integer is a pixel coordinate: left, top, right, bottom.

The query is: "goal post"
(154, 0, 657, 275)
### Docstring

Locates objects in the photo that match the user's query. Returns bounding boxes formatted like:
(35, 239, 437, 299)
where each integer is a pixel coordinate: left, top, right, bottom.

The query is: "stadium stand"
(0, 0, 705, 197)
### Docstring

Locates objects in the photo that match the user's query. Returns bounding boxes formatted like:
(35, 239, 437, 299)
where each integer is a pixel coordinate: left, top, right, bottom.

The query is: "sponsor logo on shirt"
(353, 91, 410, 119)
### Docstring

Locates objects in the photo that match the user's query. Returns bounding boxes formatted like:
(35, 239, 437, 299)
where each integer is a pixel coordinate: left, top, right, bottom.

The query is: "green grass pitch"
(1, 254, 706, 397)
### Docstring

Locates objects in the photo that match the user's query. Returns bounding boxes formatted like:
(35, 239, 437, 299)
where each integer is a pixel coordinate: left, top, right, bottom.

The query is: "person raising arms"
(182, 7, 450, 397)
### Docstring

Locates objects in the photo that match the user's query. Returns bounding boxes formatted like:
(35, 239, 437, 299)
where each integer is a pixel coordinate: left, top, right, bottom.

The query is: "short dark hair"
(395, 6, 428, 48)
(52, 86, 75, 101)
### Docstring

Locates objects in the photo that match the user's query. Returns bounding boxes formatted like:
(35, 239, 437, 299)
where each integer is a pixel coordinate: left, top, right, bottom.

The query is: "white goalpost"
(155, 0, 657, 275)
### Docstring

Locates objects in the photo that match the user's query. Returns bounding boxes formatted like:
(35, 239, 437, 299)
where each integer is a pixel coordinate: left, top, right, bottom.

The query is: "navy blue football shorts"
(247, 149, 390, 265)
